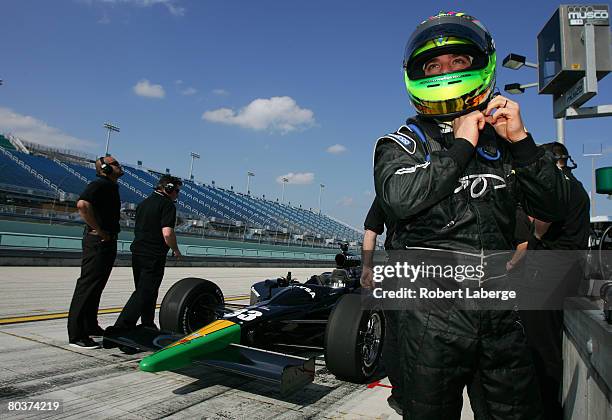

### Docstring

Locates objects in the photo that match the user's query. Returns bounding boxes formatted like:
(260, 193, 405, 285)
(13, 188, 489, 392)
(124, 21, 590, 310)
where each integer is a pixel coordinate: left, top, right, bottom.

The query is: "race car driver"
(373, 12, 568, 419)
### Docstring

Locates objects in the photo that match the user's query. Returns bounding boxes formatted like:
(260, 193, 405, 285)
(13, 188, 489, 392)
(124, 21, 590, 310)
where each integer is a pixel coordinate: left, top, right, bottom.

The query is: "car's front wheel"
(159, 277, 224, 334)
(324, 293, 384, 382)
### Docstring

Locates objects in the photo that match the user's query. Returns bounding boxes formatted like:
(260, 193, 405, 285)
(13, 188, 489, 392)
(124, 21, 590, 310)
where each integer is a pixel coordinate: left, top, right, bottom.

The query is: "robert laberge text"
(373, 287, 516, 301)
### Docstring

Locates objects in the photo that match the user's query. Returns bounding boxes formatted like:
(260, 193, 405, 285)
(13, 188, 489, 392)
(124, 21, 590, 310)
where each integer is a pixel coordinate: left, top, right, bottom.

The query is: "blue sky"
(1, 0, 611, 228)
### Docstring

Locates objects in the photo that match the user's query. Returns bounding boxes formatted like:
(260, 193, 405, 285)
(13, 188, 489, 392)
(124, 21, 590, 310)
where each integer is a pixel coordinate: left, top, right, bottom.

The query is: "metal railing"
(0, 183, 58, 200)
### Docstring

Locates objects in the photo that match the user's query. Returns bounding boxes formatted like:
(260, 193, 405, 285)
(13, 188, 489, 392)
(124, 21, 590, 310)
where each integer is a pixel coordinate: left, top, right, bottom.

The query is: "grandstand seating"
(0, 149, 54, 193)
(0, 142, 363, 242)
(17, 153, 88, 195)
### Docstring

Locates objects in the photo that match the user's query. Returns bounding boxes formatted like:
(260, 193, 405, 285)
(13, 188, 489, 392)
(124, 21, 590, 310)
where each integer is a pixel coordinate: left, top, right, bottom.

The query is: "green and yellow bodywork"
(139, 320, 241, 372)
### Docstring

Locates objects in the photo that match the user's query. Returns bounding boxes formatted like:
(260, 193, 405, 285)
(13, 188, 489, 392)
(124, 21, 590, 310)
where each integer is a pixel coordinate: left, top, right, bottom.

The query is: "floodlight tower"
(246, 171, 255, 195)
(189, 152, 200, 180)
(318, 184, 325, 215)
(103, 122, 120, 156)
(281, 177, 289, 202)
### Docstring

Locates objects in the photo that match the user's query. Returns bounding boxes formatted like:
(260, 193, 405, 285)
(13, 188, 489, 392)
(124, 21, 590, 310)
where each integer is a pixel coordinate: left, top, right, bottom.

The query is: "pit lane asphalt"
(0, 267, 475, 419)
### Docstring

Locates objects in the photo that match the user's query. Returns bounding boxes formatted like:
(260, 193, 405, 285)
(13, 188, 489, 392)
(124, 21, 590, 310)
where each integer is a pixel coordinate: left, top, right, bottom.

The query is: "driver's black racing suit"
(373, 117, 568, 419)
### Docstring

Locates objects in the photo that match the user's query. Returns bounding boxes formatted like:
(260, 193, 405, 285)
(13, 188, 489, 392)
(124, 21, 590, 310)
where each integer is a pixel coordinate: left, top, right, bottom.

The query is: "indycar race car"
(103, 246, 385, 395)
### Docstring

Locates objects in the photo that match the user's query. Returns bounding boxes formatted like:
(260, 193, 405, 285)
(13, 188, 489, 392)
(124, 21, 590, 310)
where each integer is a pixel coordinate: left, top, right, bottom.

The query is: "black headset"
(542, 143, 578, 170)
(553, 153, 578, 170)
(99, 157, 113, 175)
(157, 176, 180, 194)
(164, 182, 177, 194)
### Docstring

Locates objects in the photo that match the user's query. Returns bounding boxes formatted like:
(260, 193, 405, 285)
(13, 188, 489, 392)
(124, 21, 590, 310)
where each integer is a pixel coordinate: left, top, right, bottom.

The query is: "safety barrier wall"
(0, 219, 346, 253)
(563, 299, 612, 418)
(0, 231, 336, 261)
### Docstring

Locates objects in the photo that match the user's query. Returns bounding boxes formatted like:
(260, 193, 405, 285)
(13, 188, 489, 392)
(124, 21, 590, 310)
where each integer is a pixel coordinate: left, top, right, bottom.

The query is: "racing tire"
(159, 277, 224, 334)
(324, 293, 385, 382)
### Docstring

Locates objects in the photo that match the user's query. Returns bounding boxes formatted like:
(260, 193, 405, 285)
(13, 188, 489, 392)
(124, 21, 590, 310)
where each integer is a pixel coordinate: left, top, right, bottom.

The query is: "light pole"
(246, 171, 255, 195)
(318, 184, 325, 215)
(502, 53, 565, 144)
(502, 53, 538, 70)
(583, 144, 603, 217)
(281, 177, 289, 202)
(503, 82, 539, 95)
(103, 122, 120, 156)
(189, 152, 200, 181)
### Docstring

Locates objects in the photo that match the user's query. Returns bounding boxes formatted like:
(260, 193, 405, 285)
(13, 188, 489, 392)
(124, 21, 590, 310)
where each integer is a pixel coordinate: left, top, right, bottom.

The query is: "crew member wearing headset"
(114, 175, 183, 331)
(68, 155, 124, 349)
(520, 142, 590, 420)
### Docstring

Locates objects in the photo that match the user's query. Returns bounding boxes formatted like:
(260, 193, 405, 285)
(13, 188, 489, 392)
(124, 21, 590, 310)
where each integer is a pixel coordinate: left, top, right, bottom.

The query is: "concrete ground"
(0, 267, 475, 419)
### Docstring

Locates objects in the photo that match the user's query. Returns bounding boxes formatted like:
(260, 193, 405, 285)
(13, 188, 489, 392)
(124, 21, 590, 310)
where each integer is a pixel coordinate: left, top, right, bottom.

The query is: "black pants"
(520, 310, 564, 420)
(383, 310, 402, 400)
(68, 234, 117, 341)
(398, 309, 542, 420)
(115, 253, 166, 329)
(520, 257, 583, 420)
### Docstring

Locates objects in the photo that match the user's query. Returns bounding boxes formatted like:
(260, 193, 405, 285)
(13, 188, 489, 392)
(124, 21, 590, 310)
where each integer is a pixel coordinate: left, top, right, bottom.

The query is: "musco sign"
(567, 4, 609, 26)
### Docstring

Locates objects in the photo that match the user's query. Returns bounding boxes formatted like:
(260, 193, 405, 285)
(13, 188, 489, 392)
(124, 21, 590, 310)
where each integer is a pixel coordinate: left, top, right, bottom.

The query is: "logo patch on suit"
(386, 133, 416, 155)
(454, 174, 507, 198)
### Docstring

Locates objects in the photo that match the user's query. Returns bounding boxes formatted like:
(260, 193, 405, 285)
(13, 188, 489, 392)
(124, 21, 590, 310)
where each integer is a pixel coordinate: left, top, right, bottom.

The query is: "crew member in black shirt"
(531, 142, 591, 251)
(114, 175, 183, 330)
(364, 196, 395, 250)
(521, 141, 590, 420)
(68, 155, 123, 349)
(361, 197, 402, 414)
(361, 196, 396, 288)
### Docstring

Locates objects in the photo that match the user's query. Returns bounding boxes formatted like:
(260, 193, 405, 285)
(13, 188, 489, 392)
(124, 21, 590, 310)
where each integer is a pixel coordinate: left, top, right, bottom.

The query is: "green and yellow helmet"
(403, 12, 496, 119)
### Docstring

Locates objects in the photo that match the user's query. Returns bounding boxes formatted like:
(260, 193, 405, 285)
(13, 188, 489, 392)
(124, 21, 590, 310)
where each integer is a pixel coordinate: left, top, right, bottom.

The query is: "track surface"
(0, 267, 474, 419)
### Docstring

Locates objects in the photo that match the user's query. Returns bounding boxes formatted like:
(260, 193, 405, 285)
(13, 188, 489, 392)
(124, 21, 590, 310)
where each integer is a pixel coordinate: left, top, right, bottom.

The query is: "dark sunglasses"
(109, 161, 122, 167)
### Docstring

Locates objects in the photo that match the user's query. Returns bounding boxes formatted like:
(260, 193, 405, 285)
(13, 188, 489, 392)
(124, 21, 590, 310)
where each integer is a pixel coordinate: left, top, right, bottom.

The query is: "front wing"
(103, 320, 315, 395)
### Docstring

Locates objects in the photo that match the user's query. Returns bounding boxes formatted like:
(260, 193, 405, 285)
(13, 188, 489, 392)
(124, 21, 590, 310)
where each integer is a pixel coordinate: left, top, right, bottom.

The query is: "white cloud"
(94, 0, 185, 16)
(181, 87, 197, 96)
(133, 79, 165, 98)
(174, 79, 183, 85)
(0, 107, 95, 150)
(202, 96, 315, 134)
(337, 196, 354, 206)
(276, 172, 314, 185)
(212, 88, 229, 96)
(327, 144, 347, 154)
